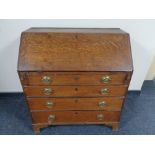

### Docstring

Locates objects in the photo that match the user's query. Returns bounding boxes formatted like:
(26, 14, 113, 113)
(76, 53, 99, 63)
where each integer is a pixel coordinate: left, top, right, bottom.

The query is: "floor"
(0, 80, 155, 135)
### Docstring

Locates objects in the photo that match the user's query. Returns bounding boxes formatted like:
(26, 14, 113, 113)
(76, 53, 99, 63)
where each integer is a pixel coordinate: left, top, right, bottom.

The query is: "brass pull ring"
(48, 115, 55, 123)
(42, 76, 51, 84)
(101, 75, 111, 83)
(98, 101, 107, 107)
(97, 114, 104, 121)
(46, 101, 54, 108)
(43, 88, 52, 95)
(101, 88, 109, 94)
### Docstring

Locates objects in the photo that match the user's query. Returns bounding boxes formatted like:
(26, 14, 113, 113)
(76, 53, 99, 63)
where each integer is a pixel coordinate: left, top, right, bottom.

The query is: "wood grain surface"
(27, 97, 124, 111)
(24, 85, 128, 97)
(18, 28, 133, 72)
(18, 28, 133, 133)
(20, 71, 129, 85)
(31, 110, 120, 124)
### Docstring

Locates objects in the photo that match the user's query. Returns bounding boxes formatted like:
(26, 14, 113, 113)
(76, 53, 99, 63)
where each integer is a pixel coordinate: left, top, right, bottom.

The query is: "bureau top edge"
(17, 69, 133, 72)
(24, 27, 128, 34)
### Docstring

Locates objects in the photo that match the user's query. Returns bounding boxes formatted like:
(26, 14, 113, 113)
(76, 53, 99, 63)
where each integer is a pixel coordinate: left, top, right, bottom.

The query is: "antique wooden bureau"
(18, 28, 133, 133)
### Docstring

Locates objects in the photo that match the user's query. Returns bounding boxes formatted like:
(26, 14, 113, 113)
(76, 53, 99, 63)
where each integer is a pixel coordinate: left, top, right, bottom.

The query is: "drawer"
(31, 111, 120, 124)
(27, 97, 124, 111)
(24, 85, 128, 97)
(21, 72, 128, 85)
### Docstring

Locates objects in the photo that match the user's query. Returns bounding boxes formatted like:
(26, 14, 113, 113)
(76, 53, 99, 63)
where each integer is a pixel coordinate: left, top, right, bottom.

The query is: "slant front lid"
(18, 28, 133, 72)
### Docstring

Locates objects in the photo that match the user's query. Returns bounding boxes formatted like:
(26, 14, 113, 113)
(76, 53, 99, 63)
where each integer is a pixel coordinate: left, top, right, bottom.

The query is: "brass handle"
(101, 75, 111, 83)
(46, 101, 54, 108)
(43, 88, 52, 95)
(48, 115, 55, 123)
(101, 88, 109, 94)
(97, 114, 104, 121)
(42, 76, 51, 84)
(98, 101, 107, 107)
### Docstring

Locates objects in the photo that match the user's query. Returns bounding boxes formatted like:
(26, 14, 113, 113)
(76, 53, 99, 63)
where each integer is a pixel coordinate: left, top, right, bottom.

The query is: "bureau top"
(24, 28, 127, 33)
(18, 28, 133, 72)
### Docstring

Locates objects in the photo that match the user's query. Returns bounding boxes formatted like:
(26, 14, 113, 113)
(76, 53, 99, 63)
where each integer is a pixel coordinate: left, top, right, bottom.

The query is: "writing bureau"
(18, 28, 133, 133)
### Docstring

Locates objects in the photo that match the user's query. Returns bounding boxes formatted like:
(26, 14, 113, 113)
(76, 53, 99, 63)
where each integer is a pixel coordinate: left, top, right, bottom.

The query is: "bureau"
(18, 28, 133, 133)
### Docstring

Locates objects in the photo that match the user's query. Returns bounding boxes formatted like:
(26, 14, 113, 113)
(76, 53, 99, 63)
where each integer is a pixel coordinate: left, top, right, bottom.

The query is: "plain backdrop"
(0, 19, 155, 92)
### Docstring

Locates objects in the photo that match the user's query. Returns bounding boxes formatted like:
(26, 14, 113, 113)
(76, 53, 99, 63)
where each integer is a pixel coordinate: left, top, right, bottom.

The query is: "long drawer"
(20, 72, 128, 85)
(27, 97, 124, 111)
(31, 111, 120, 124)
(24, 85, 128, 97)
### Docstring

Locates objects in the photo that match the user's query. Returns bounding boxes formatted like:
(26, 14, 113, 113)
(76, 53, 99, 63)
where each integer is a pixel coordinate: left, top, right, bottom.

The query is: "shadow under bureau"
(17, 28, 133, 133)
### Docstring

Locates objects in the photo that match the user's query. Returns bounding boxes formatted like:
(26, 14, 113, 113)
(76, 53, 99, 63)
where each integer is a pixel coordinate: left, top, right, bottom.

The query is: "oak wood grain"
(18, 28, 133, 132)
(18, 28, 133, 72)
(24, 85, 128, 97)
(27, 97, 124, 111)
(22, 72, 129, 85)
(31, 111, 120, 124)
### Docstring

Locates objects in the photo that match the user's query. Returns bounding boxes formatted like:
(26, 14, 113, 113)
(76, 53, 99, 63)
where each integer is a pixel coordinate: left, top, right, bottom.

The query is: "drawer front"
(22, 72, 128, 85)
(27, 97, 124, 111)
(31, 111, 120, 124)
(24, 85, 127, 97)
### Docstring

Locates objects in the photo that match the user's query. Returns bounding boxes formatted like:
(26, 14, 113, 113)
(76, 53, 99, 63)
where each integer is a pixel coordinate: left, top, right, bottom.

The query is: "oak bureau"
(17, 28, 133, 133)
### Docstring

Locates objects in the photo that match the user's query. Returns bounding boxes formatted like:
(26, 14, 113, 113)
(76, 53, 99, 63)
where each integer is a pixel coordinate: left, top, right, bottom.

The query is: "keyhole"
(75, 87, 78, 91)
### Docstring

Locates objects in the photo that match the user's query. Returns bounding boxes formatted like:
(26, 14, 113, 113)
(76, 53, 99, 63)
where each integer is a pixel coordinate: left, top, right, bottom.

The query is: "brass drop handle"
(48, 115, 55, 123)
(43, 88, 52, 95)
(97, 114, 104, 121)
(101, 75, 111, 83)
(46, 101, 54, 108)
(42, 76, 51, 84)
(101, 88, 109, 94)
(98, 101, 107, 107)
